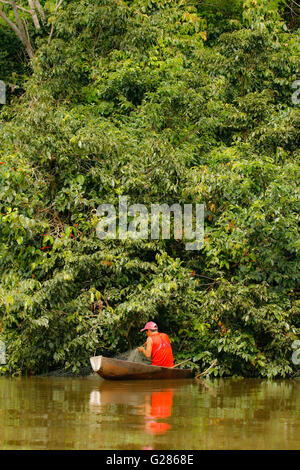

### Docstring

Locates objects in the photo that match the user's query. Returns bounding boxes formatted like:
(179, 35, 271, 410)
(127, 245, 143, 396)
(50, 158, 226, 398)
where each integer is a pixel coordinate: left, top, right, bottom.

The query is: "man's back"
(151, 332, 174, 367)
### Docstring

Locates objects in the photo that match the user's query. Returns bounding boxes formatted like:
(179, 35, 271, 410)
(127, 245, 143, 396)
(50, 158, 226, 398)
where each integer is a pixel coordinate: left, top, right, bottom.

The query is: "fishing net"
(115, 348, 150, 364)
(39, 366, 92, 377)
(39, 348, 149, 376)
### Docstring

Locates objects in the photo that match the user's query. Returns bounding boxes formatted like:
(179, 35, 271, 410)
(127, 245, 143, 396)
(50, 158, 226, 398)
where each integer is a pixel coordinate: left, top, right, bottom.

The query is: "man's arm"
(138, 337, 152, 359)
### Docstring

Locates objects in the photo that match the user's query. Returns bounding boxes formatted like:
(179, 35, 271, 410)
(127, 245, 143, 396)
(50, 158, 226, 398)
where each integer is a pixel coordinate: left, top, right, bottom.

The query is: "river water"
(0, 375, 299, 450)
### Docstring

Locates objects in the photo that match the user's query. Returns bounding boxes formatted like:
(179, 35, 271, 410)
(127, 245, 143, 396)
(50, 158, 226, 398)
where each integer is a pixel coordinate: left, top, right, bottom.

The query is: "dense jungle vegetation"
(0, 0, 299, 377)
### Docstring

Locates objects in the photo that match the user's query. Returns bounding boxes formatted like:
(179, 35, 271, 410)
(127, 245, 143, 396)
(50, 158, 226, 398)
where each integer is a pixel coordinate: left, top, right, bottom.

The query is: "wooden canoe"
(90, 355, 195, 380)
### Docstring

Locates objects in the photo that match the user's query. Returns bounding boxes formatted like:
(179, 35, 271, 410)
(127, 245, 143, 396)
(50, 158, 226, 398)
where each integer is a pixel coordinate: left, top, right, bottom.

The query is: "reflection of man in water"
(138, 322, 174, 367)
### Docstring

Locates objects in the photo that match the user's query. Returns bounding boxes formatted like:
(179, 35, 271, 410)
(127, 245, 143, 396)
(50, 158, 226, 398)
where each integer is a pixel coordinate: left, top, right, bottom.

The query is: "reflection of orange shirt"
(151, 333, 174, 367)
(145, 390, 173, 435)
(148, 422, 171, 434)
(151, 390, 173, 419)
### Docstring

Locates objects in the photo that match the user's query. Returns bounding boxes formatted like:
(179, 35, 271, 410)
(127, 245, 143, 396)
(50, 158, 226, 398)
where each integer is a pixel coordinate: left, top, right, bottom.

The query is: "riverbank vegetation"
(0, 0, 299, 377)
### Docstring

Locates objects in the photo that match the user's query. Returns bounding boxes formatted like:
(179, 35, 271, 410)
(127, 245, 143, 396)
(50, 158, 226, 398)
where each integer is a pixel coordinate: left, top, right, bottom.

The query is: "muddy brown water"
(0, 375, 299, 449)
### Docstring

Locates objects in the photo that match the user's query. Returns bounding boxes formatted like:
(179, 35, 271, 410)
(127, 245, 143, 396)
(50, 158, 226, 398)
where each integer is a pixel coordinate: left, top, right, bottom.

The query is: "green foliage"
(0, 0, 299, 377)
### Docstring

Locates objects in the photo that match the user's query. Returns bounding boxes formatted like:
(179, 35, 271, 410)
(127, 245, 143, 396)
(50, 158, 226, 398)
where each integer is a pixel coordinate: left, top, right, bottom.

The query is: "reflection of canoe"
(89, 380, 189, 408)
(90, 355, 195, 380)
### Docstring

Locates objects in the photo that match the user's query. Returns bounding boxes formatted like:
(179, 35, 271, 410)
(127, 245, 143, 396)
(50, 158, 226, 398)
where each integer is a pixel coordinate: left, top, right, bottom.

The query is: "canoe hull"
(90, 355, 195, 380)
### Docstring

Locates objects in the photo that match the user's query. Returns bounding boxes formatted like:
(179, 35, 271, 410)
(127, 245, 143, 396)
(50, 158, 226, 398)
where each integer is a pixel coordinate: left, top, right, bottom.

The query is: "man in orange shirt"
(138, 321, 174, 367)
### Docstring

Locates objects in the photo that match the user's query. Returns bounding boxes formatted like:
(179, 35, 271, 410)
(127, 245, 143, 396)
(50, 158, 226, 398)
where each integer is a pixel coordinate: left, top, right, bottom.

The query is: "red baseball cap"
(140, 321, 158, 332)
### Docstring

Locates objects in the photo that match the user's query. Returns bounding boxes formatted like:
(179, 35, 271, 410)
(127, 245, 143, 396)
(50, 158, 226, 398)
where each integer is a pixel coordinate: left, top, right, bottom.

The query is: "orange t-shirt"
(151, 333, 174, 367)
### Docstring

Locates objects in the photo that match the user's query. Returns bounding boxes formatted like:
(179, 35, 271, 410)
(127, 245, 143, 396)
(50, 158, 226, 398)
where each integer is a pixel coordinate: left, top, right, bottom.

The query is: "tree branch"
(0, 8, 24, 41)
(33, 0, 45, 21)
(22, 16, 30, 45)
(55, 0, 63, 11)
(28, 0, 40, 29)
(10, 1, 26, 37)
(47, 0, 63, 44)
(195, 359, 218, 379)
